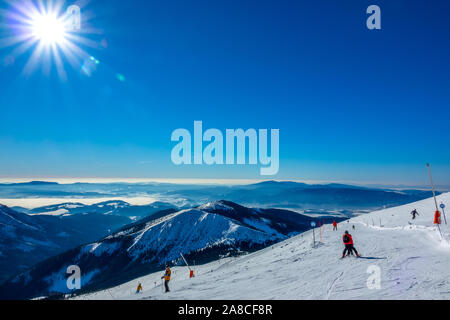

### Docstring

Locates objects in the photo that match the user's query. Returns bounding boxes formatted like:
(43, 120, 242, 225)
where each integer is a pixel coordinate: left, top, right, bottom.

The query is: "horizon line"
(0, 177, 447, 189)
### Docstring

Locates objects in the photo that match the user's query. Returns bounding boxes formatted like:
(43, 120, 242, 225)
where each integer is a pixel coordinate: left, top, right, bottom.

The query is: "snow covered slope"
(1, 201, 334, 299)
(74, 193, 450, 300)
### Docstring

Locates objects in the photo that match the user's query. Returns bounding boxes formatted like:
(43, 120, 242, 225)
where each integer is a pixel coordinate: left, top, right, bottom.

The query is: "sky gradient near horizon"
(0, 0, 449, 185)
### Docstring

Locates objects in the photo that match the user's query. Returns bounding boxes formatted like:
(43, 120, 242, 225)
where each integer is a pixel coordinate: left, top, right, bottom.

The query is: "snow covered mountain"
(0, 204, 68, 284)
(0, 204, 131, 284)
(0, 201, 340, 299)
(0, 200, 174, 284)
(27, 200, 176, 220)
(71, 193, 450, 300)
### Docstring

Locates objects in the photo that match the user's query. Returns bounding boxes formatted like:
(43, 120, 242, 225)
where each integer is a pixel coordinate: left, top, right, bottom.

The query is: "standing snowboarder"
(161, 265, 171, 293)
(136, 282, 143, 294)
(342, 231, 360, 258)
(332, 221, 338, 231)
(411, 209, 419, 220)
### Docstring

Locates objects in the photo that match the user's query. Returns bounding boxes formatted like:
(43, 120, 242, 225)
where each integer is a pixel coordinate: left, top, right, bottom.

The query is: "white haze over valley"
(0, 197, 159, 209)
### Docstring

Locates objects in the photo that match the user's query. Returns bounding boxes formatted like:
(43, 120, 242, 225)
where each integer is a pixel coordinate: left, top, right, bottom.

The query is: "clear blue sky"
(0, 0, 449, 185)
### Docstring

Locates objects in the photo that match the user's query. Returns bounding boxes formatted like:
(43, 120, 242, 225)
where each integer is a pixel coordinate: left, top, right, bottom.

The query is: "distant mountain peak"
(28, 181, 59, 185)
(197, 200, 235, 212)
(0, 181, 59, 186)
(94, 200, 130, 207)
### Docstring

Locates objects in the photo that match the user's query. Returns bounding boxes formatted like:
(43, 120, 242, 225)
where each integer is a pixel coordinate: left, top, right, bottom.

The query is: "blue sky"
(0, 0, 449, 185)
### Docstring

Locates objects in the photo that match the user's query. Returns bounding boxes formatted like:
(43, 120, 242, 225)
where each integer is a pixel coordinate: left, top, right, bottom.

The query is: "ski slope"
(74, 192, 450, 300)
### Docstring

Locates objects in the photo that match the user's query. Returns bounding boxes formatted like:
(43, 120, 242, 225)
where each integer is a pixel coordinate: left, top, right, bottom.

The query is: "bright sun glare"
(31, 13, 67, 45)
(0, 0, 94, 79)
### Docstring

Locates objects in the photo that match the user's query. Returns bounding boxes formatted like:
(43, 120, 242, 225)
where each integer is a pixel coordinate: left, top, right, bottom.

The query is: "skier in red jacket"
(333, 221, 338, 231)
(342, 231, 360, 258)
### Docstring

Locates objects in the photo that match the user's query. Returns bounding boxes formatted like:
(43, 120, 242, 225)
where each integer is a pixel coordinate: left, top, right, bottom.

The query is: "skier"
(342, 231, 360, 258)
(161, 265, 172, 293)
(410, 209, 419, 220)
(332, 221, 338, 231)
(136, 282, 143, 294)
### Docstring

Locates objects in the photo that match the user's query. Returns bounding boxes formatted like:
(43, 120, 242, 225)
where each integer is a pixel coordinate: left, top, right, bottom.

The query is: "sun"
(31, 13, 67, 45)
(0, 0, 98, 79)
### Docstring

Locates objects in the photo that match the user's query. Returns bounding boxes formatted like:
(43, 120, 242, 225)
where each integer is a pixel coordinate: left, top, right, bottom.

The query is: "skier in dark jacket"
(342, 231, 360, 258)
(161, 265, 171, 292)
(411, 209, 419, 220)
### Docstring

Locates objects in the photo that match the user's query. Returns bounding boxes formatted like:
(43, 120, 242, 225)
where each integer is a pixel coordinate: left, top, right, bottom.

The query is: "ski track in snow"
(326, 271, 344, 300)
(74, 193, 450, 300)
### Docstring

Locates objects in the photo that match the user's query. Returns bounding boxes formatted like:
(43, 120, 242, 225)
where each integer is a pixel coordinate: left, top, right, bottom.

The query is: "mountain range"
(0, 181, 437, 211)
(0, 200, 343, 299)
(0, 201, 176, 284)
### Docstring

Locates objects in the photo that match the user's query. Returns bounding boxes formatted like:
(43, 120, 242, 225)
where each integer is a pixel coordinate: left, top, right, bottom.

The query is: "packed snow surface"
(74, 193, 450, 300)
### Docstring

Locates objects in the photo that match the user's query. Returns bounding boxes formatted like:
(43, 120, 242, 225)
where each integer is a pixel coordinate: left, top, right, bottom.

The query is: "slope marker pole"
(427, 163, 439, 212)
(427, 163, 443, 238)
(440, 203, 447, 225)
(180, 252, 191, 271)
(180, 252, 195, 278)
(311, 222, 316, 247)
(319, 221, 322, 243)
